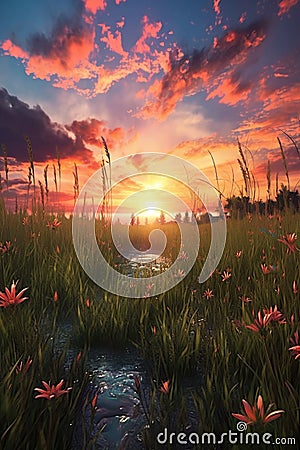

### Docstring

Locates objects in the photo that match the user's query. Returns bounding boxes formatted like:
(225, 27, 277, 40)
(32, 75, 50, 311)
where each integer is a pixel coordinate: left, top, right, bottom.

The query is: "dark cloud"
(205, 20, 267, 71)
(0, 87, 95, 163)
(26, 0, 86, 60)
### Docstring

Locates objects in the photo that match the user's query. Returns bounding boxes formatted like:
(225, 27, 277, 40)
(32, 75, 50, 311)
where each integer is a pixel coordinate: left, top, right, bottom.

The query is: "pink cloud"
(2, 40, 28, 60)
(278, 0, 298, 16)
(239, 12, 247, 24)
(213, 0, 221, 15)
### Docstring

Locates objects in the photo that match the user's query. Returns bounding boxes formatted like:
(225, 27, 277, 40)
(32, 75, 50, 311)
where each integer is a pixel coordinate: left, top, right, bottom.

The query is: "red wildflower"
(16, 356, 32, 376)
(91, 392, 98, 409)
(245, 306, 286, 333)
(46, 218, 62, 229)
(203, 289, 214, 299)
(289, 345, 300, 360)
(277, 233, 298, 254)
(0, 241, 11, 254)
(232, 394, 284, 425)
(34, 380, 71, 400)
(0, 281, 28, 308)
(160, 380, 170, 394)
(221, 270, 231, 282)
(263, 305, 286, 324)
(261, 264, 271, 274)
(245, 310, 272, 333)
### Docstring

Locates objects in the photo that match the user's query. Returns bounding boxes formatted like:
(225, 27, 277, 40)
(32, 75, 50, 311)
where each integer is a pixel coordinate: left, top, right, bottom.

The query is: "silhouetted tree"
(224, 196, 251, 218)
(160, 210, 166, 225)
(276, 185, 300, 212)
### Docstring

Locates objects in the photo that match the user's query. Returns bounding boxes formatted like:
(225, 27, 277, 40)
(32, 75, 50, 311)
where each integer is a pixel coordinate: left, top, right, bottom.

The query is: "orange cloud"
(2, 39, 28, 60)
(274, 72, 289, 78)
(138, 21, 267, 120)
(213, 0, 222, 25)
(1, 17, 95, 89)
(100, 29, 128, 56)
(1, 9, 169, 98)
(206, 71, 253, 105)
(173, 131, 299, 200)
(84, 0, 107, 14)
(278, 0, 298, 16)
(66, 118, 136, 151)
(133, 15, 163, 54)
(213, 0, 221, 15)
(94, 63, 136, 94)
(263, 83, 300, 114)
(175, 134, 234, 160)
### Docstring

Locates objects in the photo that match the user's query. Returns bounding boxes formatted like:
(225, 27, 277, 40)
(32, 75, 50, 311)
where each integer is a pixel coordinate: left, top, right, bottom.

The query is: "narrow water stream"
(87, 347, 147, 449)
(58, 255, 173, 449)
(56, 321, 148, 449)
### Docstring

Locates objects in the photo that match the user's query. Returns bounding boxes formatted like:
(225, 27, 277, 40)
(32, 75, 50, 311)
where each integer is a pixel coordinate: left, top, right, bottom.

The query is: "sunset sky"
(0, 0, 300, 215)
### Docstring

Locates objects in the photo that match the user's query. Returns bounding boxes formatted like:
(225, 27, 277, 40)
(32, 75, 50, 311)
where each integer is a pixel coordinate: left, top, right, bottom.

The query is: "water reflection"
(82, 348, 147, 450)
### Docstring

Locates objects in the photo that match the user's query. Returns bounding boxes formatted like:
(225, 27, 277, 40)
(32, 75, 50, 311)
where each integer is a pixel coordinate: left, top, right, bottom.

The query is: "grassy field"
(0, 197, 299, 449)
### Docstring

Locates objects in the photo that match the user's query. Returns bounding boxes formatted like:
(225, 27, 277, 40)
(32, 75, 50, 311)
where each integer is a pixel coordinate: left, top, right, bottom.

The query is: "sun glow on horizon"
(138, 208, 160, 219)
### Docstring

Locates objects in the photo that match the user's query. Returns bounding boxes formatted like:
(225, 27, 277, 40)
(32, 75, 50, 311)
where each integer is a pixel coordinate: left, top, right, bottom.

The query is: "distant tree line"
(224, 185, 299, 219)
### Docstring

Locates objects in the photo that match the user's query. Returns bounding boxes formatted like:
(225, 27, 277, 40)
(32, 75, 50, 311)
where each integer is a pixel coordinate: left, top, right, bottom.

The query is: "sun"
(139, 208, 160, 219)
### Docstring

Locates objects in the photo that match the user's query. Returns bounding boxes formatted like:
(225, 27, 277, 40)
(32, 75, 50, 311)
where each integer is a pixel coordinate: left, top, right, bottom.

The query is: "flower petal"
(264, 410, 285, 423)
(257, 395, 264, 419)
(232, 413, 253, 424)
(242, 399, 256, 422)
